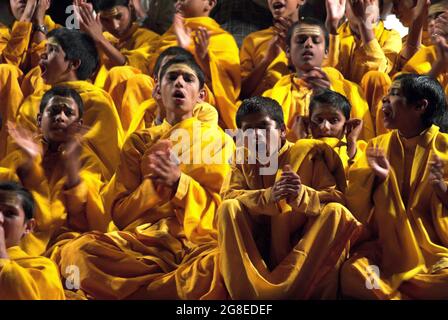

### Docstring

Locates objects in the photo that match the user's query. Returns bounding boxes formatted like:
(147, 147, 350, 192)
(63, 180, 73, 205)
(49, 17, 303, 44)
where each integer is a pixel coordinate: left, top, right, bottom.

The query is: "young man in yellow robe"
(3, 86, 109, 257)
(126, 46, 218, 137)
(291, 89, 366, 175)
(148, 0, 241, 129)
(9, 28, 124, 180)
(325, 0, 402, 115)
(342, 74, 448, 299)
(218, 96, 362, 299)
(1, 0, 58, 71)
(263, 18, 375, 141)
(54, 57, 235, 300)
(0, 181, 65, 300)
(239, 0, 305, 98)
(73, 0, 160, 130)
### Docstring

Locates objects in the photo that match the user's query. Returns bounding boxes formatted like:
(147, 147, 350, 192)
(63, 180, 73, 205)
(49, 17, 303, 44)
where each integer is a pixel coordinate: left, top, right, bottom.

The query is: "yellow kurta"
(149, 17, 241, 129)
(0, 246, 65, 300)
(55, 117, 235, 299)
(318, 137, 367, 176)
(328, 20, 402, 83)
(343, 125, 448, 299)
(0, 15, 58, 71)
(126, 98, 219, 138)
(240, 27, 290, 97)
(1, 138, 109, 257)
(218, 139, 362, 299)
(10, 80, 124, 180)
(263, 70, 375, 141)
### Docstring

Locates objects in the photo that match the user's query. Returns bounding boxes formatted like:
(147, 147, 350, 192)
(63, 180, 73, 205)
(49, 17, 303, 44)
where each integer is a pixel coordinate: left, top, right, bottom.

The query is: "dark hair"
(0, 181, 35, 221)
(47, 28, 99, 80)
(287, 17, 330, 51)
(236, 96, 284, 129)
(153, 46, 195, 79)
(309, 89, 351, 120)
(159, 56, 205, 89)
(395, 73, 448, 130)
(93, 0, 129, 12)
(39, 86, 84, 118)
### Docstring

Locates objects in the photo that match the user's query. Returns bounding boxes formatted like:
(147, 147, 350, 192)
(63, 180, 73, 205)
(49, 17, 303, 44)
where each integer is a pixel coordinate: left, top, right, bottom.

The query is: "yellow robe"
(0, 246, 65, 300)
(218, 139, 362, 299)
(55, 117, 235, 299)
(318, 137, 367, 176)
(327, 21, 401, 113)
(0, 15, 58, 71)
(240, 27, 290, 97)
(343, 125, 448, 299)
(263, 70, 375, 141)
(126, 98, 219, 138)
(10, 80, 124, 180)
(1, 137, 109, 257)
(149, 17, 241, 129)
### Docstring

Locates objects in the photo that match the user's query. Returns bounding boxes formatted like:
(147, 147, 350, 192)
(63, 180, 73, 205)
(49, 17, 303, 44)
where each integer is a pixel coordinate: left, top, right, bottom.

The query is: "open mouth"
(39, 62, 48, 76)
(272, 2, 285, 12)
(173, 90, 186, 103)
(382, 105, 393, 120)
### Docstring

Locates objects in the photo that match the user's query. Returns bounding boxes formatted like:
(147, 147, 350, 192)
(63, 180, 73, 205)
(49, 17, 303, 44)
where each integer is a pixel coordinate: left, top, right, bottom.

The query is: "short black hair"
(395, 73, 448, 129)
(159, 56, 205, 89)
(0, 181, 35, 221)
(93, 0, 129, 12)
(236, 96, 284, 129)
(309, 89, 351, 120)
(153, 46, 195, 79)
(47, 28, 99, 81)
(39, 86, 84, 118)
(287, 17, 330, 51)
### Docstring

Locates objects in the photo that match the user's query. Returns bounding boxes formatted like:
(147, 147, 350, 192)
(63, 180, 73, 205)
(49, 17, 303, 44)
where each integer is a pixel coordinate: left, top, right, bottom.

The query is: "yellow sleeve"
(193, 102, 219, 126)
(325, 34, 341, 69)
(240, 33, 256, 80)
(220, 163, 281, 216)
(108, 133, 166, 229)
(0, 248, 65, 300)
(0, 21, 32, 67)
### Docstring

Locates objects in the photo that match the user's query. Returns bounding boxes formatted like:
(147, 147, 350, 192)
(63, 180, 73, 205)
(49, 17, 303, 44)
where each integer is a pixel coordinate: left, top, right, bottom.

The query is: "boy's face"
(160, 63, 202, 116)
(99, 5, 132, 39)
(39, 37, 71, 85)
(9, 0, 26, 20)
(289, 24, 327, 73)
(382, 80, 421, 131)
(392, 0, 417, 27)
(268, 0, 302, 20)
(309, 103, 347, 139)
(38, 95, 81, 143)
(0, 191, 34, 249)
(175, 0, 208, 18)
(239, 113, 286, 158)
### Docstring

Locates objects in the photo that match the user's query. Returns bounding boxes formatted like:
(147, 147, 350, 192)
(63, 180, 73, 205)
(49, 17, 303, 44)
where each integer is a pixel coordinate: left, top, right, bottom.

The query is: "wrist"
(0, 247, 8, 259)
(326, 18, 340, 35)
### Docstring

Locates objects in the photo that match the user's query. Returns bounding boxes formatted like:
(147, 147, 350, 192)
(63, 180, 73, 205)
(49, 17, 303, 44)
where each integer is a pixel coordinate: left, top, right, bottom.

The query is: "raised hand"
(194, 27, 210, 60)
(408, 0, 430, 23)
(325, 0, 346, 34)
(300, 67, 331, 90)
(20, 0, 38, 22)
(7, 121, 42, 161)
(346, 118, 363, 143)
(366, 145, 390, 183)
(173, 13, 192, 49)
(290, 115, 310, 140)
(32, 0, 51, 25)
(75, 1, 103, 41)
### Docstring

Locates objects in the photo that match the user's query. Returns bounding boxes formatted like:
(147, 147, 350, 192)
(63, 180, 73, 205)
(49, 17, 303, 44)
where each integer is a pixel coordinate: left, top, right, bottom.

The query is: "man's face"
(175, 0, 207, 18)
(9, 0, 26, 20)
(392, 0, 417, 27)
(289, 24, 327, 73)
(309, 103, 347, 139)
(268, 0, 302, 20)
(382, 80, 414, 131)
(239, 113, 285, 159)
(38, 95, 81, 143)
(160, 63, 202, 116)
(39, 38, 71, 85)
(99, 5, 132, 39)
(0, 191, 33, 249)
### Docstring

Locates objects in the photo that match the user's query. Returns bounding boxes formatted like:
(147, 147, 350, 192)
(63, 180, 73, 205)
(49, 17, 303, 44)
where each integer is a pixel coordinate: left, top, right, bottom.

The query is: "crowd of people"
(1, 0, 448, 300)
